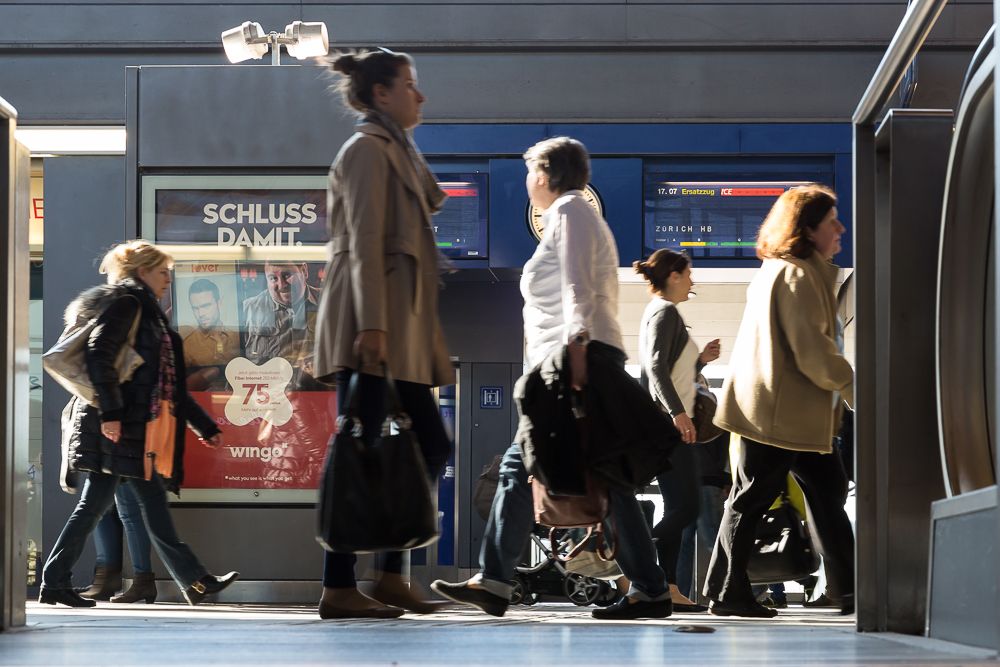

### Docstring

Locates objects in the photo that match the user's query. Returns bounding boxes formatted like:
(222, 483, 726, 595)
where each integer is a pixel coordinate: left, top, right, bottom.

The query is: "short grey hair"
(523, 137, 591, 194)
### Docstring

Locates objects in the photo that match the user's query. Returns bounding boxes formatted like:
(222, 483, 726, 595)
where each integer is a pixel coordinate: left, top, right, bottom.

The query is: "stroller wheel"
(510, 575, 533, 605)
(563, 573, 603, 606)
(593, 581, 623, 607)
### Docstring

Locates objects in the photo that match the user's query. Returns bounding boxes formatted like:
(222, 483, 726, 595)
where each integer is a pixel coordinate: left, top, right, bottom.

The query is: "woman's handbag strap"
(381, 363, 412, 433)
(553, 526, 594, 563)
(596, 515, 619, 562)
(337, 362, 413, 439)
(336, 369, 365, 438)
(125, 296, 142, 346)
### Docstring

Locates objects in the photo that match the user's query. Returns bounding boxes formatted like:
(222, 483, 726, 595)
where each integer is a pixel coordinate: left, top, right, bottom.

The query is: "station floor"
(0, 602, 994, 666)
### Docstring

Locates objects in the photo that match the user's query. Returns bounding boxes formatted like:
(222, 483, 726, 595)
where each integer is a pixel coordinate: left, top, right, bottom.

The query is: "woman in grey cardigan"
(636, 249, 720, 611)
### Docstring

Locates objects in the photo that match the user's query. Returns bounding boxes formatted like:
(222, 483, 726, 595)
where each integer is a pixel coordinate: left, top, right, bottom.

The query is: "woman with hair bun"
(39, 240, 239, 607)
(704, 184, 855, 618)
(635, 249, 721, 612)
(313, 50, 454, 619)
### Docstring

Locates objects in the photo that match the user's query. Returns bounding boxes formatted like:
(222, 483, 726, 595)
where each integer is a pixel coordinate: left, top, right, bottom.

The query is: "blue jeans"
(117, 481, 153, 574)
(92, 504, 123, 568)
(676, 484, 726, 599)
(476, 443, 670, 602)
(42, 471, 207, 591)
(91, 483, 153, 574)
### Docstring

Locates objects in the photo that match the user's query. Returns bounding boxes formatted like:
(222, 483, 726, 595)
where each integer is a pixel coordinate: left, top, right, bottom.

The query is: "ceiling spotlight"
(220, 20, 329, 65)
(284, 21, 329, 60)
(221, 22, 268, 63)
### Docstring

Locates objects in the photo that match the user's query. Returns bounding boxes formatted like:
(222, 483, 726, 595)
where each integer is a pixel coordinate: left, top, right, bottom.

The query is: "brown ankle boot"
(372, 579, 453, 615)
(110, 573, 157, 604)
(78, 564, 123, 601)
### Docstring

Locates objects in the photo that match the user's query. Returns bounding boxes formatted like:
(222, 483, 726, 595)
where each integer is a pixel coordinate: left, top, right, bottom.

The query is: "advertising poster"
(155, 189, 328, 247)
(167, 258, 334, 492)
(173, 262, 242, 391)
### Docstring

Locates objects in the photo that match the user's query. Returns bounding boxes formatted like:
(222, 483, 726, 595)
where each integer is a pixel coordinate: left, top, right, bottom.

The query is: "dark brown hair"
(756, 184, 837, 260)
(327, 49, 414, 113)
(523, 137, 591, 194)
(633, 248, 691, 294)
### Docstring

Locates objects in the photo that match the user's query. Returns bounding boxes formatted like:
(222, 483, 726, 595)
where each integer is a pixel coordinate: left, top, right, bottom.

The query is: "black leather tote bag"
(316, 369, 439, 554)
(746, 492, 820, 585)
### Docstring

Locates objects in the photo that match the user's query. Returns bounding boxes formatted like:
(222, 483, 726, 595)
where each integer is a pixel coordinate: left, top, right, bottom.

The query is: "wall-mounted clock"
(527, 184, 604, 242)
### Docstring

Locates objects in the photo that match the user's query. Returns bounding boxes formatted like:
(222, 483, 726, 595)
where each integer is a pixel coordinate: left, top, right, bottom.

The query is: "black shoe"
(837, 595, 855, 616)
(672, 602, 708, 613)
(592, 596, 672, 620)
(430, 580, 509, 617)
(708, 599, 778, 618)
(802, 593, 836, 608)
(182, 572, 240, 606)
(39, 587, 97, 608)
(760, 596, 788, 609)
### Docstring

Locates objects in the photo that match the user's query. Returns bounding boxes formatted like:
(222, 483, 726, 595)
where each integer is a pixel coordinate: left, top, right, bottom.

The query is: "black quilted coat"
(63, 278, 220, 493)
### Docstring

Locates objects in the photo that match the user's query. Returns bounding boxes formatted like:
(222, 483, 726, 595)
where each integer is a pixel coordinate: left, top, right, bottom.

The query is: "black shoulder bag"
(315, 368, 439, 553)
(746, 490, 820, 585)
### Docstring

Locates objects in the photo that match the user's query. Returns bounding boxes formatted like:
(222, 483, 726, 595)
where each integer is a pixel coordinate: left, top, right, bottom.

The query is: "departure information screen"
(644, 179, 810, 259)
(434, 173, 488, 259)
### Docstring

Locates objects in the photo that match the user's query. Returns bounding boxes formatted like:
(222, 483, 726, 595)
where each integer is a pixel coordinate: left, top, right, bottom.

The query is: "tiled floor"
(0, 602, 993, 666)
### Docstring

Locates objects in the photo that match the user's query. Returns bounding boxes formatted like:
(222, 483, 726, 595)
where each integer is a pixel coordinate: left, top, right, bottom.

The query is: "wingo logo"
(227, 442, 289, 462)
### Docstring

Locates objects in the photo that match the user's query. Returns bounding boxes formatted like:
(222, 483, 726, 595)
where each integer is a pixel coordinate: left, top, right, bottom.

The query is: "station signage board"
(643, 180, 811, 259)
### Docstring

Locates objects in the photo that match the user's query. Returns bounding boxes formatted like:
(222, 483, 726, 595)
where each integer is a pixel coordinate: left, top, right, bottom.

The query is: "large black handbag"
(315, 369, 439, 554)
(746, 491, 820, 585)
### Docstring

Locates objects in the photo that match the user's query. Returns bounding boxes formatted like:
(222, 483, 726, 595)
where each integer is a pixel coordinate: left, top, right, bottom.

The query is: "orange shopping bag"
(144, 399, 176, 480)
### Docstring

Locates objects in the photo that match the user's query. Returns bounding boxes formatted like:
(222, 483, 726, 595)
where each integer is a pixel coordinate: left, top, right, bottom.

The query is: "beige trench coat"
(714, 252, 855, 453)
(313, 122, 454, 387)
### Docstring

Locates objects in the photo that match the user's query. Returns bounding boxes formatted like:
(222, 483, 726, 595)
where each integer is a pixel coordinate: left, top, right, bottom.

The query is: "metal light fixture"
(221, 21, 329, 65)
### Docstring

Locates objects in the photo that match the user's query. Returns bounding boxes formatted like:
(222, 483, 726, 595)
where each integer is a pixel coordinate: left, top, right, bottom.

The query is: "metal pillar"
(853, 121, 879, 631)
(852, 0, 949, 633)
(877, 110, 953, 633)
(0, 95, 31, 632)
(995, 0, 1000, 651)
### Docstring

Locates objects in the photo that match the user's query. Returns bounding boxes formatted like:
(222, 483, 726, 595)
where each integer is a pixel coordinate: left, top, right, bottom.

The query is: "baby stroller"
(509, 525, 624, 607)
(475, 454, 623, 607)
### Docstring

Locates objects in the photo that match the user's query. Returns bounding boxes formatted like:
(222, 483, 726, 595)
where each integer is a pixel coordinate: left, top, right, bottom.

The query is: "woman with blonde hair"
(704, 185, 855, 618)
(39, 240, 239, 607)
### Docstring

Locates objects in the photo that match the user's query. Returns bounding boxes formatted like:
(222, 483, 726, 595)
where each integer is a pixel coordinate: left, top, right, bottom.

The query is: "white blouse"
(521, 190, 623, 368)
(670, 336, 700, 418)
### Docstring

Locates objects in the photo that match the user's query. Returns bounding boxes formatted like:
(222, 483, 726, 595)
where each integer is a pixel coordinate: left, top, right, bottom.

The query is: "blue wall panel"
(590, 159, 643, 266)
(740, 124, 852, 155)
(428, 124, 854, 268)
(547, 124, 740, 155)
(417, 124, 546, 156)
(834, 152, 854, 268)
(489, 159, 535, 269)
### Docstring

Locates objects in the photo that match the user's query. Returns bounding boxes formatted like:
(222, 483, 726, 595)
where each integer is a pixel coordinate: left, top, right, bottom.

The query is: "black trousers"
(651, 442, 701, 585)
(322, 369, 452, 589)
(704, 436, 854, 605)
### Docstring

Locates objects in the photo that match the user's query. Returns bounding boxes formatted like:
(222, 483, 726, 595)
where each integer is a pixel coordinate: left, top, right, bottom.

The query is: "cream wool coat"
(714, 252, 854, 453)
(314, 122, 453, 387)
